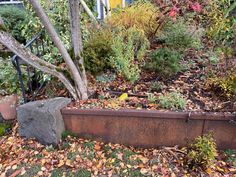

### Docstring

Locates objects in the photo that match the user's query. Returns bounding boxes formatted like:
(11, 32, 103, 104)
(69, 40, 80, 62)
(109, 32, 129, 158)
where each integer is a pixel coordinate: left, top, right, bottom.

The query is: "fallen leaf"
(140, 168, 148, 174)
(118, 93, 128, 101)
(57, 160, 64, 167)
(94, 144, 101, 151)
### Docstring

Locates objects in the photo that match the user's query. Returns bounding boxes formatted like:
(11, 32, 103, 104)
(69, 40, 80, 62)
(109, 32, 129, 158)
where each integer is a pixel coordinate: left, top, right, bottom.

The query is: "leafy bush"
(150, 81, 163, 92)
(204, 0, 236, 46)
(147, 93, 157, 104)
(106, 1, 159, 37)
(109, 27, 149, 82)
(0, 58, 27, 94)
(109, 36, 140, 83)
(146, 48, 182, 77)
(186, 133, 217, 170)
(209, 74, 236, 98)
(83, 28, 114, 75)
(0, 6, 29, 43)
(160, 18, 203, 51)
(159, 91, 187, 110)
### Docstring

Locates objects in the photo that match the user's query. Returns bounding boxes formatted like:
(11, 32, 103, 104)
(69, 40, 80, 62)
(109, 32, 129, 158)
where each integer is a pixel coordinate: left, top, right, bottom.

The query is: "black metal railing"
(11, 30, 47, 103)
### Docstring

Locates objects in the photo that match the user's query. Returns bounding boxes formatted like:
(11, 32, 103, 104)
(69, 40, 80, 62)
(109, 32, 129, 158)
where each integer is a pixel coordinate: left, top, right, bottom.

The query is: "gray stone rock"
(17, 97, 71, 145)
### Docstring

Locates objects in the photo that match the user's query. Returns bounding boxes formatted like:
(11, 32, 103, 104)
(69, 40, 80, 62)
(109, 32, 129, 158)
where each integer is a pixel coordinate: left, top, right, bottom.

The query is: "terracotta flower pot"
(0, 95, 18, 120)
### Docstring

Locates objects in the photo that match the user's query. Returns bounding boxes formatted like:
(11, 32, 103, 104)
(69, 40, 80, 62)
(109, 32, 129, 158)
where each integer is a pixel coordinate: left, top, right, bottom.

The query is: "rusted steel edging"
(61, 108, 236, 121)
(61, 108, 236, 149)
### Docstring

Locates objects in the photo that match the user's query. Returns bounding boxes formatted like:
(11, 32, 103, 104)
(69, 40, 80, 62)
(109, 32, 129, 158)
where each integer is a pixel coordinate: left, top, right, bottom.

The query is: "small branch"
(79, 0, 98, 23)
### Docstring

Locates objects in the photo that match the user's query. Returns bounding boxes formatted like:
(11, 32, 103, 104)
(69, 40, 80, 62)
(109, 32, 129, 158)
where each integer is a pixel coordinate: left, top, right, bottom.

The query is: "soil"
(68, 55, 236, 113)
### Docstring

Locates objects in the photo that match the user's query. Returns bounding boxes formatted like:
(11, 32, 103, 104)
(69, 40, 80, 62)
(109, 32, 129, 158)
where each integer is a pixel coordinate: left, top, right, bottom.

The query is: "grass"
(0, 123, 11, 136)
(224, 149, 236, 166)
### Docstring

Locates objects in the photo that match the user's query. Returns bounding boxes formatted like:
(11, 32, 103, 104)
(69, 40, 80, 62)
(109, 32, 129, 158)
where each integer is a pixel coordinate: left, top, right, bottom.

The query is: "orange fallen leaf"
(94, 144, 101, 151)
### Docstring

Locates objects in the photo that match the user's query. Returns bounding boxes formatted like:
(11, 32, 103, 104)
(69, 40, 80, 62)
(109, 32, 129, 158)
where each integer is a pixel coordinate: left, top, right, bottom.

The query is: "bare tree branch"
(0, 30, 78, 100)
(79, 0, 98, 23)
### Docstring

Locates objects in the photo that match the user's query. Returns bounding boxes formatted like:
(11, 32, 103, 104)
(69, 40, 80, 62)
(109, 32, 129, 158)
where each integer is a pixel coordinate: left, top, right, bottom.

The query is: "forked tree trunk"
(0, 30, 78, 100)
(29, 0, 88, 100)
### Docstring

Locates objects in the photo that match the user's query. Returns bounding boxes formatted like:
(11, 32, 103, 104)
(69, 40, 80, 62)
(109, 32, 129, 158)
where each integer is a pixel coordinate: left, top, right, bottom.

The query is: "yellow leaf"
(57, 160, 64, 167)
(216, 166, 225, 172)
(127, 164, 132, 168)
(118, 93, 128, 101)
(41, 159, 46, 165)
(138, 156, 149, 164)
(206, 168, 212, 174)
(66, 159, 73, 167)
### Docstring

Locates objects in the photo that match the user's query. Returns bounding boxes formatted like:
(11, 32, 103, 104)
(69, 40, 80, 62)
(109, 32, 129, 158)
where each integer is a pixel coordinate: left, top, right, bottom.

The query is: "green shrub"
(160, 18, 203, 51)
(83, 28, 114, 75)
(109, 27, 149, 82)
(0, 58, 27, 94)
(147, 93, 157, 104)
(146, 48, 182, 77)
(159, 91, 187, 110)
(150, 81, 163, 92)
(186, 133, 217, 170)
(0, 6, 29, 43)
(204, 0, 236, 46)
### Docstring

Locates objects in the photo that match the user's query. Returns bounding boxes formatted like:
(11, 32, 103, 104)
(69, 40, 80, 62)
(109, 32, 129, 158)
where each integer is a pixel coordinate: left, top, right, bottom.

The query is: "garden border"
(61, 108, 236, 149)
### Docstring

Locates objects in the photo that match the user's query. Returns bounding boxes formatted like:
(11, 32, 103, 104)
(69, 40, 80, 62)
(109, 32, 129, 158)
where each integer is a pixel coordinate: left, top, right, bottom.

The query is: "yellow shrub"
(208, 74, 236, 98)
(106, 2, 159, 37)
(204, 0, 235, 45)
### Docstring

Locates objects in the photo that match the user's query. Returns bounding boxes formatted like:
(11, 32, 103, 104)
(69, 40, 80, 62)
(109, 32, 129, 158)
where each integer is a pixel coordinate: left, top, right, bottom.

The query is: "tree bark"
(29, 0, 88, 100)
(0, 30, 78, 100)
(69, 0, 88, 86)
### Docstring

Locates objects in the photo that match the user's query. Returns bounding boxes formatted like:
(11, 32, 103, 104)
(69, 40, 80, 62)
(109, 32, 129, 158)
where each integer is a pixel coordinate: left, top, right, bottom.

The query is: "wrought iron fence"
(11, 30, 47, 103)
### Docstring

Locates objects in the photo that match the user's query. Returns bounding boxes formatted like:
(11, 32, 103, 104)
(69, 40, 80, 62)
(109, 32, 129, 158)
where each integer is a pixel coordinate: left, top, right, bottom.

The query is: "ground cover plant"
(0, 125, 235, 176)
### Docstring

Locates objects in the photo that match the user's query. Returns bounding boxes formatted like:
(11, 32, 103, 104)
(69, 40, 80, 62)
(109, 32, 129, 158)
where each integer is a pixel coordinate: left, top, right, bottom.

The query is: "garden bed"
(62, 108, 236, 150)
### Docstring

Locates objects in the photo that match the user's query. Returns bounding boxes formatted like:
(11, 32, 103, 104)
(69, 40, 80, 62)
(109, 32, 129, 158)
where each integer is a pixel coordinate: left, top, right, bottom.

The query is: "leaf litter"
(0, 124, 235, 176)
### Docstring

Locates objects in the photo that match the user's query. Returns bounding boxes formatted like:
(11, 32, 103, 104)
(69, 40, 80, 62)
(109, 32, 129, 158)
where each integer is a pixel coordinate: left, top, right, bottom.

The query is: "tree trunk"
(0, 30, 78, 100)
(69, 0, 88, 86)
(29, 0, 88, 100)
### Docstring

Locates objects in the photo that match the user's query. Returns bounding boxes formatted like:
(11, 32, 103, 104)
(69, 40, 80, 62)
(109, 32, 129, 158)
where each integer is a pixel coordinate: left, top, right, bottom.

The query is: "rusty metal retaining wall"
(61, 109, 236, 149)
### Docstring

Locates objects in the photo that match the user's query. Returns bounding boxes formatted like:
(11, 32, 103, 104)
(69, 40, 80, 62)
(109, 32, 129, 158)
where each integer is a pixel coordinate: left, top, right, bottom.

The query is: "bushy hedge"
(0, 6, 29, 43)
